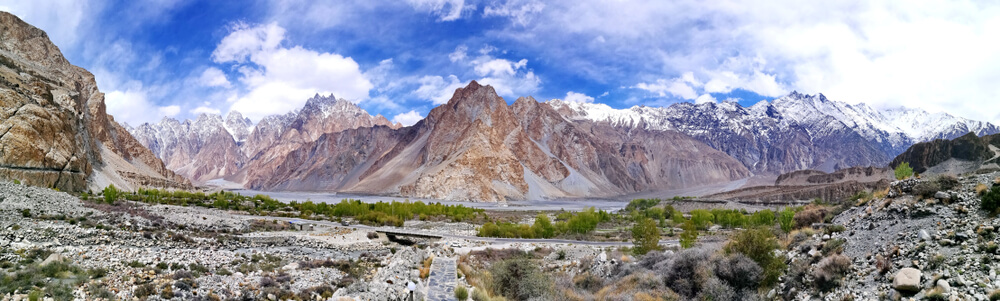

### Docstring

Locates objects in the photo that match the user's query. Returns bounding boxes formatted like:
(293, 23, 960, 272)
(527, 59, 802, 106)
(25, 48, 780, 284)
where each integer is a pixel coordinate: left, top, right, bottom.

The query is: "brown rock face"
(246, 81, 751, 201)
(0, 12, 188, 191)
(890, 132, 994, 174)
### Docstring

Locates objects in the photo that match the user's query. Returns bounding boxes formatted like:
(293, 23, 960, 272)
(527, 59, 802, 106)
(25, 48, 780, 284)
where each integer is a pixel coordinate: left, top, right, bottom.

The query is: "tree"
(103, 184, 118, 204)
(894, 162, 913, 180)
(632, 217, 660, 255)
(779, 207, 796, 232)
(532, 214, 556, 238)
(680, 220, 698, 249)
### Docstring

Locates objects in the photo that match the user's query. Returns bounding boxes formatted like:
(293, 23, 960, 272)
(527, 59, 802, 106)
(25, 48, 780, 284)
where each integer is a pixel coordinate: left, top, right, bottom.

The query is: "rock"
(936, 279, 951, 293)
(40, 253, 66, 266)
(918, 229, 932, 241)
(598, 252, 607, 262)
(893, 268, 921, 292)
(935, 191, 951, 200)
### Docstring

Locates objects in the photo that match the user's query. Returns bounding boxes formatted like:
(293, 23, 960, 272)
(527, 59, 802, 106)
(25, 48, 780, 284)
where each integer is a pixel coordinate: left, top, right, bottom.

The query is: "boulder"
(936, 279, 951, 293)
(934, 191, 951, 200)
(40, 253, 66, 266)
(893, 268, 921, 292)
(918, 229, 932, 241)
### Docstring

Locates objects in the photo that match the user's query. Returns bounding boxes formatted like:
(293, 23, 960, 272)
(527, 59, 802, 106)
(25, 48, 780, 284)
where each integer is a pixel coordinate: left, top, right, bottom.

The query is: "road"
(248, 215, 686, 247)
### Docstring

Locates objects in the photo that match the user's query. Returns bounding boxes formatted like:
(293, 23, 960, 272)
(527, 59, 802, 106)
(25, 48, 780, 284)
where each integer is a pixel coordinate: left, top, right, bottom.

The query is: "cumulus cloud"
(392, 110, 424, 126)
(211, 22, 374, 121)
(104, 88, 180, 125)
(502, 0, 1000, 122)
(414, 75, 465, 104)
(199, 67, 231, 88)
(404, 0, 470, 21)
(449, 45, 468, 62)
(563, 91, 594, 103)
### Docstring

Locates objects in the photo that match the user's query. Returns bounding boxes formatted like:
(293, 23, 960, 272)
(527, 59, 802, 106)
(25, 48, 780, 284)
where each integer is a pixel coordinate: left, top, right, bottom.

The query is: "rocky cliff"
(890, 132, 998, 174)
(0, 12, 189, 191)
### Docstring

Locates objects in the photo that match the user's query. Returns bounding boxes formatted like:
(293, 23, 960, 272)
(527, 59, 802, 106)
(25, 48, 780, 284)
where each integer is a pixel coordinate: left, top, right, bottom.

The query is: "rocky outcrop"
(707, 166, 892, 203)
(129, 114, 247, 184)
(248, 81, 751, 201)
(890, 132, 995, 174)
(0, 12, 188, 191)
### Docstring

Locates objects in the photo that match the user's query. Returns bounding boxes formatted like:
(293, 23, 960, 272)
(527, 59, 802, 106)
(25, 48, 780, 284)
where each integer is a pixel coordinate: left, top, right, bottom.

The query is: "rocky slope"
(891, 132, 1000, 175)
(0, 12, 188, 191)
(247, 81, 751, 201)
(548, 92, 1000, 175)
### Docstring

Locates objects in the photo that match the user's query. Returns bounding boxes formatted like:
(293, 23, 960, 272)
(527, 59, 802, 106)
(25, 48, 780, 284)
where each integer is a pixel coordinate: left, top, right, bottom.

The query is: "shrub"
(455, 286, 469, 300)
(631, 217, 660, 255)
(128, 260, 146, 268)
(894, 162, 913, 180)
(490, 257, 551, 300)
(698, 277, 737, 301)
(680, 220, 698, 249)
(813, 254, 851, 291)
(572, 273, 603, 292)
(990, 289, 1000, 301)
(928, 253, 946, 270)
(103, 184, 119, 204)
(822, 238, 846, 255)
(532, 214, 556, 238)
(978, 183, 990, 195)
(725, 228, 786, 287)
(134, 284, 156, 298)
(471, 288, 491, 301)
(793, 208, 824, 229)
(663, 248, 711, 298)
(982, 185, 1000, 214)
(714, 253, 763, 291)
(926, 287, 946, 301)
(21, 209, 31, 218)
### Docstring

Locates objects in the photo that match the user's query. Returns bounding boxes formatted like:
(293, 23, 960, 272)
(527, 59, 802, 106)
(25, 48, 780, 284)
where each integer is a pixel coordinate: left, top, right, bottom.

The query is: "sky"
(2, 0, 1000, 127)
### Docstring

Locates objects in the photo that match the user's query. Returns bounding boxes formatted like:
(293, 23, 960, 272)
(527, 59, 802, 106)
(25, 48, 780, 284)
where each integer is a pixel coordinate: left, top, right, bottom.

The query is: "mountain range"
(127, 82, 999, 201)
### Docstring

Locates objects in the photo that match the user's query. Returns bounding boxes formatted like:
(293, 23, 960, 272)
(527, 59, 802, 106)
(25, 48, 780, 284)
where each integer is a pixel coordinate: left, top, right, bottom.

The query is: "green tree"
(103, 184, 118, 204)
(679, 220, 698, 248)
(779, 207, 796, 232)
(894, 162, 914, 180)
(532, 214, 556, 238)
(631, 218, 660, 255)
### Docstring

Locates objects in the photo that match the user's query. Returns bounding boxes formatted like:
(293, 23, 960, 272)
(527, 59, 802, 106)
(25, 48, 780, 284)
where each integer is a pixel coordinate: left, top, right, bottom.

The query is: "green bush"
(631, 217, 660, 255)
(982, 185, 1000, 214)
(725, 228, 786, 287)
(21, 209, 31, 218)
(103, 184, 119, 204)
(532, 214, 555, 238)
(455, 285, 469, 300)
(894, 162, 913, 180)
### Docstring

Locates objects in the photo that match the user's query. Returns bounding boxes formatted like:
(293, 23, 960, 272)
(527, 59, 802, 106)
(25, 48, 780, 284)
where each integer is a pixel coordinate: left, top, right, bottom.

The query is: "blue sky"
(3, 0, 1000, 126)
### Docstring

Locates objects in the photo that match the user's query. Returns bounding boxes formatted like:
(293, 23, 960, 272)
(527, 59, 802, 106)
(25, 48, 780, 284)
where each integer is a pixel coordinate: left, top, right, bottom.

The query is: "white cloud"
(635, 79, 698, 100)
(392, 110, 424, 126)
(694, 94, 716, 104)
(483, 0, 545, 26)
(449, 45, 468, 62)
(414, 75, 465, 104)
(104, 88, 179, 125)
(199, 67, 231, 88)
(563, 91, 594, 103)
(469, 55, 539, 98)
(192, 106, 221, 115)
(404, 0, 470, 21)
(0, 1, 90, 50)
(212, 22, 374, 121)
(508, 1, 1000, 123)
